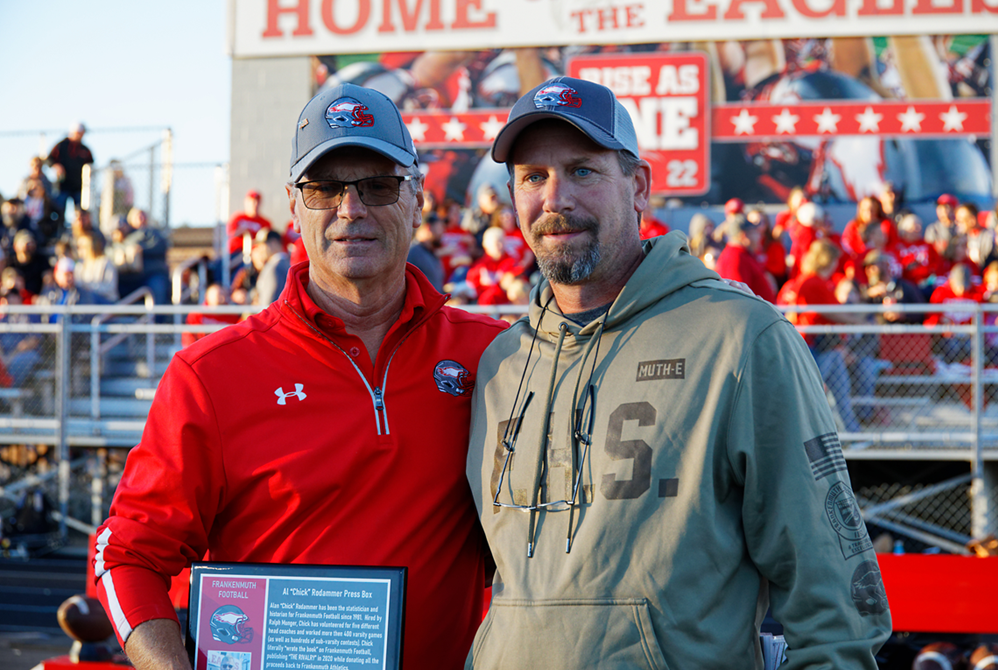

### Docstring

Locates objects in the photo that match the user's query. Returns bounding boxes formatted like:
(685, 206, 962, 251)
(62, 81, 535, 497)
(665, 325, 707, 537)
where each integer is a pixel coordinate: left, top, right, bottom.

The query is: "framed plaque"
(186, 562, 406, 670)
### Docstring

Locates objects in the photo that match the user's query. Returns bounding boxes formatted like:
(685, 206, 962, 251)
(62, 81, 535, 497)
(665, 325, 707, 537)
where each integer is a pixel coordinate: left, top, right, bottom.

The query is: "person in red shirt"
(787, 201, 845, 279)
(714, 214, 777, 303)
(437, 199, 476, 283)
(281, 220, 309, 266)
(491, 205, 534, 273)
(226, 190, 272, 256)
(95, 83, 505, 670)
(182, 283, 242, 348)
(747, 208, 787, 288)
(926, 264, 983, 363)
(716, 197, 745, 246)
(780, 239, 866, 432)
(895, 213, 946, 295)
(639, 199, 670, 240)
(841, 196, 895, 261)
(774, 185, 806, 241)
(467, 227, 518, 304)
(857, 220, 903, 281)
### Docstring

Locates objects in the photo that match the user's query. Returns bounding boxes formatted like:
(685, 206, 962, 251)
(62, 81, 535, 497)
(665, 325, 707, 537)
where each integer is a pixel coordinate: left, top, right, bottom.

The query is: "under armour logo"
(275, 384, 307, 405)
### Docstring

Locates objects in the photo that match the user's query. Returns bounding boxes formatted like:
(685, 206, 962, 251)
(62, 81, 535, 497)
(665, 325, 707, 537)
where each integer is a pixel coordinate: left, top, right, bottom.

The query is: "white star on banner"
(814, 108, 841, 133)
(940, 105, 968, 132)
(855, 107, 883, 133)
(406, 117, 429, 142)
(772, 108, 799, 134)
(898, 106, 925, 132)
(731, 109, 758, 135)
(442, 117, 467, 142)
(479, 115, 505, 141)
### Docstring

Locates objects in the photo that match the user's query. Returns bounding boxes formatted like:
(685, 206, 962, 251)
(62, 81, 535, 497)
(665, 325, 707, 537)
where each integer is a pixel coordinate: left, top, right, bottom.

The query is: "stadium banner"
(186, 562, 407, 670)
(567, 52, 711, 195)
(232, 0, 998, 57)
(309, 36, 991, 207)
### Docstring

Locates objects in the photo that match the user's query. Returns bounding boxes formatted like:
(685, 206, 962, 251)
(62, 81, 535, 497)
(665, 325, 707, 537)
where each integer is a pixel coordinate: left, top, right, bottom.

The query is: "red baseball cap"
(725, 198, 744, 215)
(937, 193, 958, 207)
(246, 189, 262, 200)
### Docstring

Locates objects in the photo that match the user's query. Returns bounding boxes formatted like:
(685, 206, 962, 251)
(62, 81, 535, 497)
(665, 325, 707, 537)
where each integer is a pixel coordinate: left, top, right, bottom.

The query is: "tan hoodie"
(466, 232, 890, 670)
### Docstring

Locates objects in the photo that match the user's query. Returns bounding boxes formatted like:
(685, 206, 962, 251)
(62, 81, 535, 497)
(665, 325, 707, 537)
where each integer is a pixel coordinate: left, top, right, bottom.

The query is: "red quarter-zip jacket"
(95, 262, 506, 670)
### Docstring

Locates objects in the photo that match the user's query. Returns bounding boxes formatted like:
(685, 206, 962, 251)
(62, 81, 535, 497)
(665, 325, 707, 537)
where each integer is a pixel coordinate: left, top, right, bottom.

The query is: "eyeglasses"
(294, 176, 416, 210)
(492, 295, 606, 524)
(493, 382, 596, 515)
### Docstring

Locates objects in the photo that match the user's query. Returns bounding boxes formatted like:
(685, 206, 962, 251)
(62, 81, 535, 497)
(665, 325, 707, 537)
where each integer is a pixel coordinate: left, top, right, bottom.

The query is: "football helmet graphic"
(533, 83, 582, 109)
(209, 605, 253, 645)
(325, 98, 375, 129)
(434, 359, 474, 397)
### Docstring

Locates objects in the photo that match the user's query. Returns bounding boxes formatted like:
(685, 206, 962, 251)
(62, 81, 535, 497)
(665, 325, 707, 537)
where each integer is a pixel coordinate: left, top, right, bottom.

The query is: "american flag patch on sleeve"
(803, 433, 847, 481)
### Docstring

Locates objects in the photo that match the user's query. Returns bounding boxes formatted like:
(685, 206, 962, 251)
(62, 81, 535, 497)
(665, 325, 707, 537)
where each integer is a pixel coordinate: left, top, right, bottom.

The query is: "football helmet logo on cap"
(210, 605, 254, 645)
(325, 98, 375, 129)
(433, 359, 473, 397)
(533, 84, 582, 109)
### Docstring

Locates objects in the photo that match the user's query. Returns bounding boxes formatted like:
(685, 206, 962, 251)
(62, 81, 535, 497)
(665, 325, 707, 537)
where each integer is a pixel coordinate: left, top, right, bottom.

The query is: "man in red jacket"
(94, 84, 506, 670)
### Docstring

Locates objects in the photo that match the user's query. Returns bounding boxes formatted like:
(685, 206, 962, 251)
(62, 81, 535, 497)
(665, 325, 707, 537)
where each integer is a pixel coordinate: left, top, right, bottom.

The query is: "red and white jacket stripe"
(95, 262, 506, 670)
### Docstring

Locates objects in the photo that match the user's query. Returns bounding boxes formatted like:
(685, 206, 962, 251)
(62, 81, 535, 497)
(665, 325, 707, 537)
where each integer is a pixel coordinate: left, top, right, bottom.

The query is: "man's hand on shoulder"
(125, 618, 191, 670)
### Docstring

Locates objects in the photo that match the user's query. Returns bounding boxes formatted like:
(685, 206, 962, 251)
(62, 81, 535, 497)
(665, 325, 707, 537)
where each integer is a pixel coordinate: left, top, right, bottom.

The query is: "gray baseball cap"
(491, 76, 640, 163)
(290, 83, 417, 182)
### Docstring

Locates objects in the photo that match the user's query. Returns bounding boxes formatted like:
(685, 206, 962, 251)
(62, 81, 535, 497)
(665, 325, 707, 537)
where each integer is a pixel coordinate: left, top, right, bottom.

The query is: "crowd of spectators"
(0, 124, 172, 388)
(4, 123, 997, 419)
(699, 182, 998, 429)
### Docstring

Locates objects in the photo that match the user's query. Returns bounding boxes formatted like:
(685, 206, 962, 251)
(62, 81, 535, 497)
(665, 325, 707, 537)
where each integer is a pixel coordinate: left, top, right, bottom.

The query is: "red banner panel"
(568, 52, 711, 196)
(878, 554, 998, 633)
(713, 99, 991, 140)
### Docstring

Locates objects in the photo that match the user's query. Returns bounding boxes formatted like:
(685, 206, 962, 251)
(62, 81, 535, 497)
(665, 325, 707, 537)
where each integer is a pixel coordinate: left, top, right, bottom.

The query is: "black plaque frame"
(186, 562, 406, 670)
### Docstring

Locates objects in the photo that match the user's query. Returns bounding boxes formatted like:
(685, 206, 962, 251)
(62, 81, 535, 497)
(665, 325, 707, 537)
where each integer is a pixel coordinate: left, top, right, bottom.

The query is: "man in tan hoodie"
(466, 76, 891, 670)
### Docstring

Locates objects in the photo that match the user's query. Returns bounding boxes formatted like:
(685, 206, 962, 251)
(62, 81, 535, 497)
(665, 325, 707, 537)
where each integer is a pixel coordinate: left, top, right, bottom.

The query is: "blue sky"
(0, 0, 231, 227)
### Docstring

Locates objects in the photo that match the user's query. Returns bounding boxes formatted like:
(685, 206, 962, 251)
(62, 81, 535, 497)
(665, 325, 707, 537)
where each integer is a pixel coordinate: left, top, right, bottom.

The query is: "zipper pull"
(374, 387, 384, 411)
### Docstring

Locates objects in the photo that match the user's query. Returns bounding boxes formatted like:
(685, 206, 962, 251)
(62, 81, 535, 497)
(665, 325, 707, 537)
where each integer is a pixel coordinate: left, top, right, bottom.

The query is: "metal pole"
(222, 235, 232, 290)
(91, 448, 107, 528)
(971, 308, 987, 537)
(991, 35, 998, 200)
(90, 317, 101, 428)
(146, 294, 156, 377)
(161, 129, 173, 229)
(56, 312, 71, 541)
(148, 145, 155, 218)
(80, 164, 92, 213)
(218, 163, 231, 290)
(198, 259, 208, 305)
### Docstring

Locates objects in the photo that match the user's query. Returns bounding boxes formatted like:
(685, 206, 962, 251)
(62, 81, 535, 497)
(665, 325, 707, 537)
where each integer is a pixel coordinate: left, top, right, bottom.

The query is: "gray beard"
(536, 237, 601, 285)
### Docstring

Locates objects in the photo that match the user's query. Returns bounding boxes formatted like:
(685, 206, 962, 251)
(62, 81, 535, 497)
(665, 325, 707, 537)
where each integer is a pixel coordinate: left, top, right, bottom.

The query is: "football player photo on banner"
(308, 36, 990, 209)
(187, 563, 406, 670)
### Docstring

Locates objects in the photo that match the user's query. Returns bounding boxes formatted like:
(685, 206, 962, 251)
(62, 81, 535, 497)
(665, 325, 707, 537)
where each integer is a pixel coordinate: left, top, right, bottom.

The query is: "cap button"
(349, 346, 361, 357)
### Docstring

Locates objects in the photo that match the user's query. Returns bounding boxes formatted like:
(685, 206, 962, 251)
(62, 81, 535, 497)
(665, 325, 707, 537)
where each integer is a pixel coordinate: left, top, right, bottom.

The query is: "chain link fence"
(0, 302, 995, 555)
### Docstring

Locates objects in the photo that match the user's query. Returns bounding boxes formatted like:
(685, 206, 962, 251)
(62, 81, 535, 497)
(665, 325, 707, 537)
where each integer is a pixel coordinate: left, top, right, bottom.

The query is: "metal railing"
(172, 256, 209, 306)
(0, 300, 995, 551)
(90, 288, 155, 425)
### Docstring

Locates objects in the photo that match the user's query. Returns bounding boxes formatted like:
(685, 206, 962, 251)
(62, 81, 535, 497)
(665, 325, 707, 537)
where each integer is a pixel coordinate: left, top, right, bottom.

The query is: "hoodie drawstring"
(564, 316, 605, 553)
(524, 310, 608, 558)
(527, 321, 568, 558)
